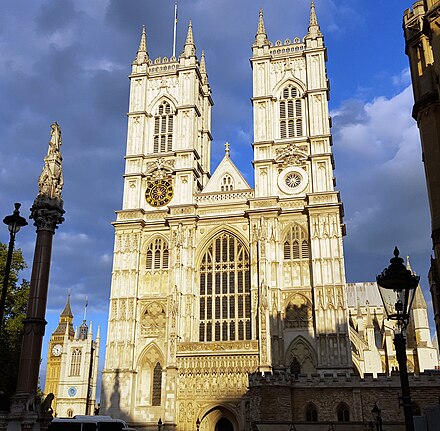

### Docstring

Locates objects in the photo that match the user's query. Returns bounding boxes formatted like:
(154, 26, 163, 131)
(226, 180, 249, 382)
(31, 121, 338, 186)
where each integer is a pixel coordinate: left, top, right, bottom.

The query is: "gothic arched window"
(199, 232, 251, 342)
(337, 403, 350, 422)
(279, 85, 303, 139)
(283, 224, 309, 260)
(146, 237, 169, 270)
(306, 403, 318, 422)
(151, 362, 162, 406)
(70, 348, 82, 376)
(283, 224, 310, 287)
(153, 101, 174, 153)
(220, 174, 234, 191)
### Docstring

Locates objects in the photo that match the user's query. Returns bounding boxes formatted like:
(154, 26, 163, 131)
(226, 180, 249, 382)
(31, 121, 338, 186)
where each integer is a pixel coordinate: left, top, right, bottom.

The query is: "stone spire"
(200, 50, 208, 84)
(135, 25, 149, 64)
(255, 8, 269, 46)
(183, 20, 196, 58)
(306, 1, 323, 39)
(61, 292, 73, 318)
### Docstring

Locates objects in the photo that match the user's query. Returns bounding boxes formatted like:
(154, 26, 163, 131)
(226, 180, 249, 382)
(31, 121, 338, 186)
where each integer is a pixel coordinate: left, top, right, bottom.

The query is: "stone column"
(8, 123, 65, 431)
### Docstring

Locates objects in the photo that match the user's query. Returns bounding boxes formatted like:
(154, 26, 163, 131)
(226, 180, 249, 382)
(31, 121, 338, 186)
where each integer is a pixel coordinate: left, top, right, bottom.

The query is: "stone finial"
(200, 50, 208, 84)
(135, 25, 149, 64)
(183, 20, 196, 57)
(306, 1, 323, 39)
(225, 142, 230, 157)
(255, 8, 269, 46)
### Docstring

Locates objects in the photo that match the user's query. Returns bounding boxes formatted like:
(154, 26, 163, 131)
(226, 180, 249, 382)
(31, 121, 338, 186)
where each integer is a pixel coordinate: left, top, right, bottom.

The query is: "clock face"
(145, 179, 173, 207)
(52, 344, 62, 357)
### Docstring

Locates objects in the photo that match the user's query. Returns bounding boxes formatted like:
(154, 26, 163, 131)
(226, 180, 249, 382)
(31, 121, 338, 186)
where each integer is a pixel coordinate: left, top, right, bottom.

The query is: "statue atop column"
(31, 122, 65, 232)
(37, 122, 64, 200)
(7, 122, 66, 430)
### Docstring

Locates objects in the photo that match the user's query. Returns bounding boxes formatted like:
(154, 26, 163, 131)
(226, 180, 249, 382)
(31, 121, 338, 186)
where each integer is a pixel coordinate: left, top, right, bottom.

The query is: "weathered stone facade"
(100, 4, 440, 431)
(248, 370, 440, 430)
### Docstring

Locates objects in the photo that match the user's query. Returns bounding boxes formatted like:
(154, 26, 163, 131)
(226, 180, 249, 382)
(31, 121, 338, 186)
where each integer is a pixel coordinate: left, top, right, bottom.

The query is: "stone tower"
(44, 296, 100, 417)
(101, 5, 351, 430)
(44, 295, 75, 414)
(403, 0, 440, 345)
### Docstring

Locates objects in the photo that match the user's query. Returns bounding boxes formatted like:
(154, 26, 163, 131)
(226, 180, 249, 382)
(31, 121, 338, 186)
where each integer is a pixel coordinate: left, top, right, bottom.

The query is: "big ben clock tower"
(44, 294, 74, 413)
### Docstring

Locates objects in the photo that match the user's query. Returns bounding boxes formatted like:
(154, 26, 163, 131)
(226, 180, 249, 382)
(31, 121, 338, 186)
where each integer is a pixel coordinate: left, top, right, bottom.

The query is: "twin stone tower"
(100, 5, 352, 430)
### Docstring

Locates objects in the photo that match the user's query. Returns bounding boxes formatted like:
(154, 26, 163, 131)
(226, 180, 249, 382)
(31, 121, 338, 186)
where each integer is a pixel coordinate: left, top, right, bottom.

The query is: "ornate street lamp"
(0, 203, 27, 329)
(371, 403, 383, 431)
(376, 247, 419, 431)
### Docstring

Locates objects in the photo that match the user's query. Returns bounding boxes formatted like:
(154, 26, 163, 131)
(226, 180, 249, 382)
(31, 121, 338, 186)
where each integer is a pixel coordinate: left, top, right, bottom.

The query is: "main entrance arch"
(199, 405, 238, 431)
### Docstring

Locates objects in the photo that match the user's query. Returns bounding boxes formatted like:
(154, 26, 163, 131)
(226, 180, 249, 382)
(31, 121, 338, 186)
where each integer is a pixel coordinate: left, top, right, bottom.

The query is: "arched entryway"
(215, 417, 234, 431)
(199, 405, 238, 431)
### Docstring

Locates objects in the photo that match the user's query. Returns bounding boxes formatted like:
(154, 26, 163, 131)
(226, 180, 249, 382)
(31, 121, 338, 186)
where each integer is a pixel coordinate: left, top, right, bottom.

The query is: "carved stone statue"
(37, 122, 64, 199)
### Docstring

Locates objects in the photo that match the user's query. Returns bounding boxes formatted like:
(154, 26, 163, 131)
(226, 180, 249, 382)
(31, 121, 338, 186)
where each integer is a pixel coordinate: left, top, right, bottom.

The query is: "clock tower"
(44, 294, 74, 413)
(44, 295, 100, 417)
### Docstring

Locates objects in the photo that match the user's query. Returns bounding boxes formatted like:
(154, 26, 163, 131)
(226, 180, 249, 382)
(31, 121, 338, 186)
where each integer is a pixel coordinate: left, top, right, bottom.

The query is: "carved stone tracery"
(140, 302, 166, 336)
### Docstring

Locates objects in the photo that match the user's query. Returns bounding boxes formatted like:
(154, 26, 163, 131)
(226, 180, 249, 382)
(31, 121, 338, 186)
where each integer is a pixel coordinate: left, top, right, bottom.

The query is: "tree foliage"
(0, 242, 30, 410)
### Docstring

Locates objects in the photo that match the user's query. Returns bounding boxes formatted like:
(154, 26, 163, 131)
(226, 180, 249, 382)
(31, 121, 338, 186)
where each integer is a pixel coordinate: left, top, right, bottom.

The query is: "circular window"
(278, 167, 308, 195)
(285, 172, 302, 189)
(68, 387, 77, 397)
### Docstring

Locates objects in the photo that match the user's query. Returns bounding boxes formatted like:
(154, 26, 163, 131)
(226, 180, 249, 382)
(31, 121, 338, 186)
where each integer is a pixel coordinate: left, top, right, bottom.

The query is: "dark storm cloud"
(35, 0, 84, 36)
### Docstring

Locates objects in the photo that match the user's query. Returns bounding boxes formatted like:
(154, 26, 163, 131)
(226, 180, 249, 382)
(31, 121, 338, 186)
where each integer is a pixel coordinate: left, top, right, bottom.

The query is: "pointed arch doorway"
(215, 417, 234, 431)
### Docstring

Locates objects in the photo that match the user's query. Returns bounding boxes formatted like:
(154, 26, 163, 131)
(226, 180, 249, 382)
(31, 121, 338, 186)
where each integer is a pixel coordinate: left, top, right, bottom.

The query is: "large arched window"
(146, 237, 169, 270)
(199, 232, 251, 342)
(153, 101, 173, 153)
(279, 85, 303, 139)
(70, 348, 82, 376)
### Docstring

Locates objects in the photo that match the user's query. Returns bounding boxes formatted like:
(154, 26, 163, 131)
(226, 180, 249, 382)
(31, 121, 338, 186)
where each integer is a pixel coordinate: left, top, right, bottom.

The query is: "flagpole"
(173, 3, 178, 58)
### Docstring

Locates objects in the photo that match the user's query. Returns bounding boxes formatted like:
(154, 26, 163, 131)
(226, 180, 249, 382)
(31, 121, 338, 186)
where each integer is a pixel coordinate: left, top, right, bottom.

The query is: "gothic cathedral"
(101, 4, 352, 430)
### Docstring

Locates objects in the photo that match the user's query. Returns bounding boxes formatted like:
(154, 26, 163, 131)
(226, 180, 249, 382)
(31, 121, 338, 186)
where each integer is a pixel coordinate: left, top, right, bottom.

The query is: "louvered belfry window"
(146, 238, 169, 270)
(70, 348, 82, 376)
(280, 85, 303, 139)
(199, 232, 251, 342)
(283, 224, 309, 260)
(153, 101, 173, 153)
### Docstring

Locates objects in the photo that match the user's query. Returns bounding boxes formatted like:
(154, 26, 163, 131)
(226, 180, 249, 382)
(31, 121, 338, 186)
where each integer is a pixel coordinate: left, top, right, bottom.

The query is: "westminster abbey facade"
(100, 4, 439, 431)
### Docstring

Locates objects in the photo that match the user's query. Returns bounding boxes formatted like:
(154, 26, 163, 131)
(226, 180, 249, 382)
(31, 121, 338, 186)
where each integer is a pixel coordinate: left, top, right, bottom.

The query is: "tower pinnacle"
(183, 20, 196, 57)
(135, 25, 149, 64)
(255, 8, 269, 47)
(306, 1, 323, 39)
(200, 50, 208, 84)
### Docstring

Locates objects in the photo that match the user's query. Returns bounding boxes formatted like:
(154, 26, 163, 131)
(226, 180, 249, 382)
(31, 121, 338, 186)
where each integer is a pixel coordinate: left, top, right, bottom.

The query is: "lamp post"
(376, 247, 420, 431)
(371, 403, 383, 431)
(0, 203, 27, 329)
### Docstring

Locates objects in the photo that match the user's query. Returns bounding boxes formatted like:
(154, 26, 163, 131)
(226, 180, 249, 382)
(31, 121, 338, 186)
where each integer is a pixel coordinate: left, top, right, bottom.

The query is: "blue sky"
(0, 0, 432, 389)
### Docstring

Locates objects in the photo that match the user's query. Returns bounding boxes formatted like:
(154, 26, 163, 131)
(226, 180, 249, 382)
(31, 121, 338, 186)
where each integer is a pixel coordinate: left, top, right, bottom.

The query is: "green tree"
(0, 242, 30, 411)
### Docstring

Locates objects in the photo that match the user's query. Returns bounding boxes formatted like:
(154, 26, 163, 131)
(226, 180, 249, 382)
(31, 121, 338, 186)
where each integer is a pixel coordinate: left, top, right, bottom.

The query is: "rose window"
(285, 172, 302, 189)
